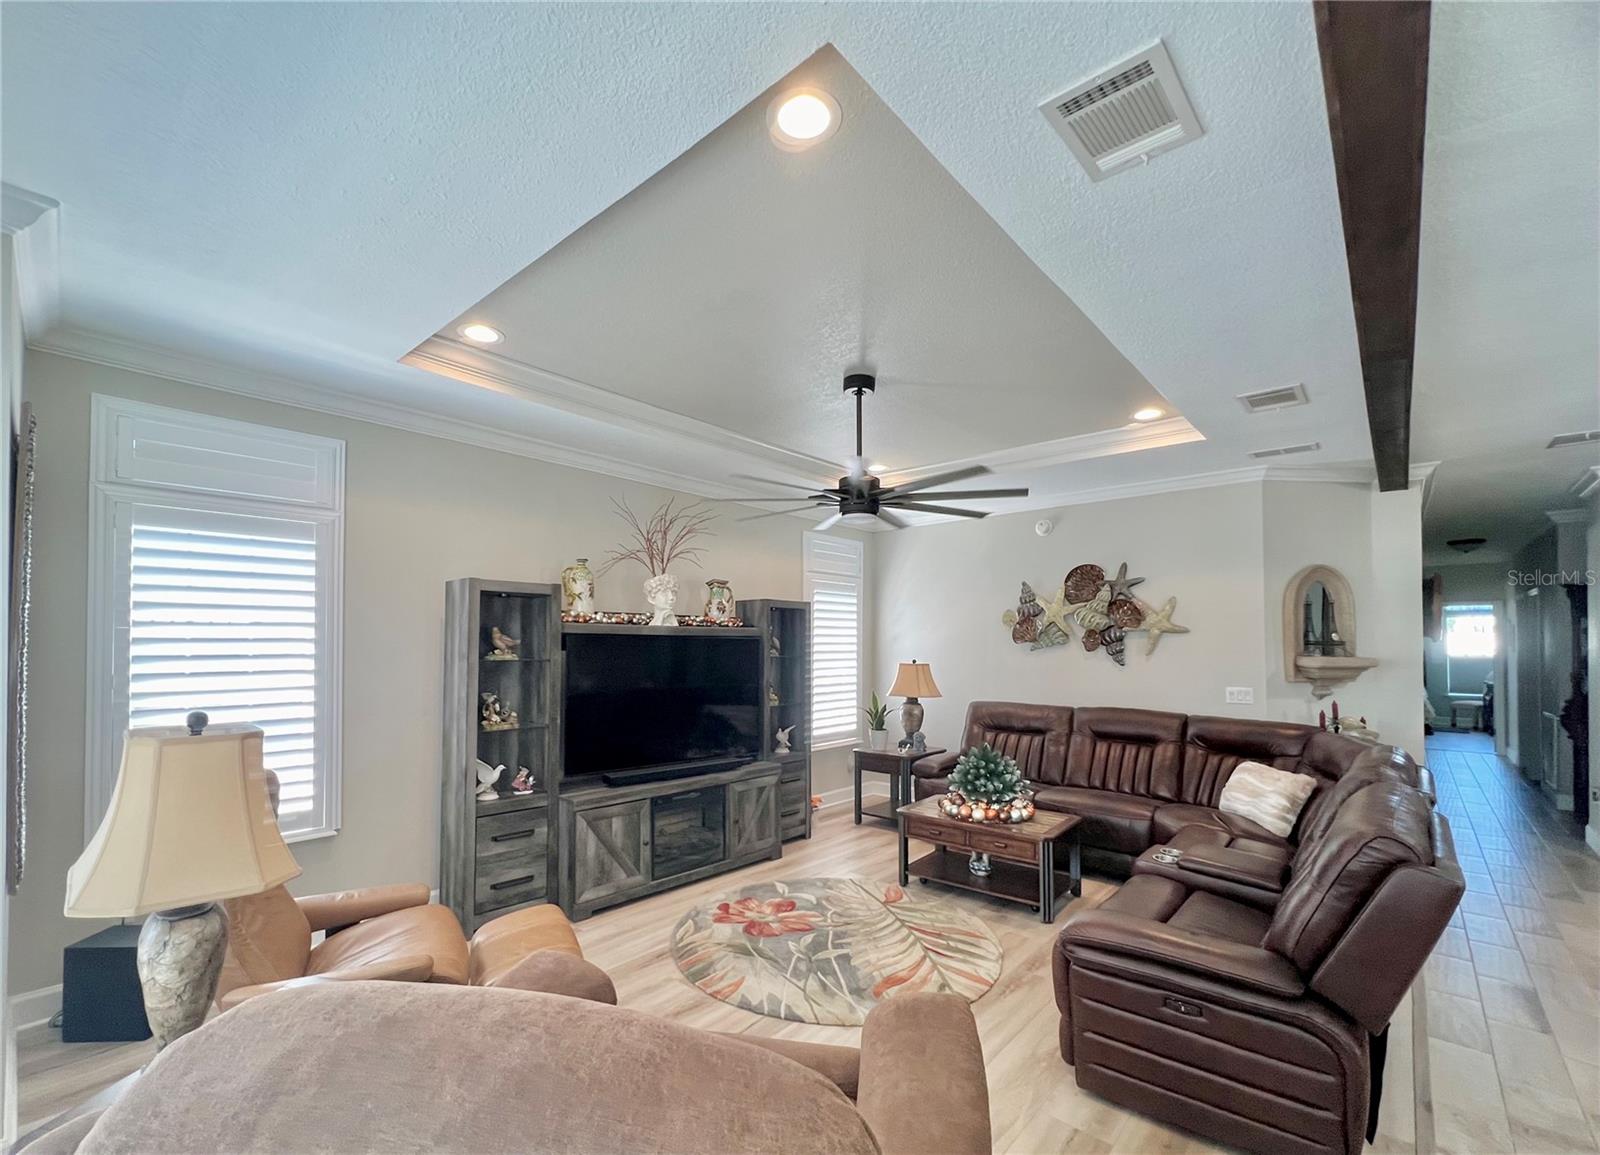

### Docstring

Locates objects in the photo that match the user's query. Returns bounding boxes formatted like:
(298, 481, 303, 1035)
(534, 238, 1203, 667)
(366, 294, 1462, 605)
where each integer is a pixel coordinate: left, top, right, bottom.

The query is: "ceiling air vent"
(1039, 40, 1203, 181)
(1249, 442, 1321, 460)
(1237, 383, 1310, 413)
(1546, 429, 1600, 449)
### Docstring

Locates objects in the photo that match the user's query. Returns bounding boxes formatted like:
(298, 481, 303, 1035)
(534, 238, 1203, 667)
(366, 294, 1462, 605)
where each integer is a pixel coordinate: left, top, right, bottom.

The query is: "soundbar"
(600, 756, 749, 788)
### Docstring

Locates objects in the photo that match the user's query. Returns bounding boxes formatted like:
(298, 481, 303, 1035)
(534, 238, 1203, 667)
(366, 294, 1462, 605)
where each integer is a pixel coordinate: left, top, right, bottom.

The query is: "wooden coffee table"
(896, 796, 1081, 924)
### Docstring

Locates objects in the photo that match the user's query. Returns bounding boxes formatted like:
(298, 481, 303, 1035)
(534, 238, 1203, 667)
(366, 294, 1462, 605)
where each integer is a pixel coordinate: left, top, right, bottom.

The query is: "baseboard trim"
(11, 984, 62, 1031)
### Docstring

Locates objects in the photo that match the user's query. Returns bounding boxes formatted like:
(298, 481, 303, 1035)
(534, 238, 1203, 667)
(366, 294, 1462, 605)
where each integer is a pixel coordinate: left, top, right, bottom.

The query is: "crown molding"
(885, 415, 1205, 482)
(1, 182, 61, 340)
(1545, 507, 1589, 526)
(405, 336, 841, 478)
(32, 328, 735, 498)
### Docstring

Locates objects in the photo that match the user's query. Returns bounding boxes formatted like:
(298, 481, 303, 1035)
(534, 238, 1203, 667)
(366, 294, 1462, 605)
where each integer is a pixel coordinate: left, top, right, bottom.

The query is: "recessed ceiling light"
(768, 88, 841, 151)
(458, 323, 503, 345)
(1132, 407, 1165, 422)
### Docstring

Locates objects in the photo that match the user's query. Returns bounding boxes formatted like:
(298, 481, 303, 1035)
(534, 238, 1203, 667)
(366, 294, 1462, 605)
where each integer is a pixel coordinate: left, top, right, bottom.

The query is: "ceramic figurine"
(644, 572, 680, 627)
(475, 760, 504, 800)
(488, 625, 520, 659)
(480, 692, 518, 729)
(769, 634, 781, 657)
(561, 558, 597, 617)
(703, 578, 734, 622)
(510, 766, 536, 794)
(769, 687, 780, 706)
(775, 725, 795, 754)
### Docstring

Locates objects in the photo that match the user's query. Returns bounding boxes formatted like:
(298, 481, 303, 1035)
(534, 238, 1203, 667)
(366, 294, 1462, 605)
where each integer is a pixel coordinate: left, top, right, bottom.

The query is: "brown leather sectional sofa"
(915, 702, 1462, 1155)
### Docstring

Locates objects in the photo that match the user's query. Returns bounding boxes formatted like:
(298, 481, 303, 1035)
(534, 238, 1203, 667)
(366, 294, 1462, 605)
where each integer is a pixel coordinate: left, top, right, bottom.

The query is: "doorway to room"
(1426, 602, 1498, 734)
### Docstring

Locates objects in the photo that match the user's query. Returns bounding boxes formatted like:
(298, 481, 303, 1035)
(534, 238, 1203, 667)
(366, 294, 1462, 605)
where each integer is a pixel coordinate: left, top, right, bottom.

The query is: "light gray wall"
(11, 349, 864, 994)
(1420, 562, 1510, 729)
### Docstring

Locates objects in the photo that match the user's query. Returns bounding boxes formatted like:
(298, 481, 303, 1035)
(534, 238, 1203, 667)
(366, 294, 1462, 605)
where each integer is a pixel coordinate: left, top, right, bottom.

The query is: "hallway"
(1422, 731, 1599, 1154)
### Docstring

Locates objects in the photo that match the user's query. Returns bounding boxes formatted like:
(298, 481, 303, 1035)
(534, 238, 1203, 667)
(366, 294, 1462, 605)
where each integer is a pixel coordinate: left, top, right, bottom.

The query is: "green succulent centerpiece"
(939, 743, 1037, 825)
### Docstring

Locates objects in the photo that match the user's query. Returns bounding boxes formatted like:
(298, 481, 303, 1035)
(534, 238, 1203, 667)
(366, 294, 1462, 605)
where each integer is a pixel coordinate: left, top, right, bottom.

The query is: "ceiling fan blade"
(883, 487, 1029, 501)
(887, 502, 990, 519)
(738, 504, 832, 522)
(730, 473, 839, 494)
(879, 465, 990, 497)
(813, 512, 843, 532)
(875, 508, 909, 529)
(714, 495, 833, 503)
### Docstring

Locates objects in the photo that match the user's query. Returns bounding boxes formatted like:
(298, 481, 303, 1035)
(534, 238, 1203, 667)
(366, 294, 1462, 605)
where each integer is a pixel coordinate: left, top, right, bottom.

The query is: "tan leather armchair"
(216, 882, 471, 1010)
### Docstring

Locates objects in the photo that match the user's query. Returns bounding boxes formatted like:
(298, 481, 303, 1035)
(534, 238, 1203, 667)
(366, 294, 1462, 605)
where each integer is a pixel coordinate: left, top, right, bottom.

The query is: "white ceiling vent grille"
(1039, 41, 1203, 181)
(1237, 383, 1310, 413)
(1249, 442, 1321, 460)
(1546, 429, 1600, 449)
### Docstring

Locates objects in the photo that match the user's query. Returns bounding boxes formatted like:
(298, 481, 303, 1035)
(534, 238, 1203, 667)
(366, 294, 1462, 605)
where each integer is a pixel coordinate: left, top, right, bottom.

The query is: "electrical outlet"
(1225, 687, 1254, 705)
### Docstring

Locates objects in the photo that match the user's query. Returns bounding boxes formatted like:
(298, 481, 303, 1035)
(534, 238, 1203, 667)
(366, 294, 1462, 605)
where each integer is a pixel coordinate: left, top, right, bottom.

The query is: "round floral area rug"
(670, 877, 1003, 1026)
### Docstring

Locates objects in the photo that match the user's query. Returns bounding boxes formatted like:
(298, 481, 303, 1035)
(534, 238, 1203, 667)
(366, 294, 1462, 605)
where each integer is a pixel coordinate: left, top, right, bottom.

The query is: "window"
(804, 532, 863, 747)
(1443, 603, 1495, 698)
(88, 397, 344, 841)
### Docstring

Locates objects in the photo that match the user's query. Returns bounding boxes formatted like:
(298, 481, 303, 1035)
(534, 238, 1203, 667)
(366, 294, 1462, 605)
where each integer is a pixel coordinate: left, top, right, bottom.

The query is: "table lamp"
(887, 660, 941, 754)
(64, 712, 300, 1048)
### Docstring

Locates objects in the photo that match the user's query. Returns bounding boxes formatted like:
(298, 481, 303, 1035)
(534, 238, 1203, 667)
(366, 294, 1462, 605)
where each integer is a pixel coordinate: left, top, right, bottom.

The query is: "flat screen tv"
(564, 632, 763, 777)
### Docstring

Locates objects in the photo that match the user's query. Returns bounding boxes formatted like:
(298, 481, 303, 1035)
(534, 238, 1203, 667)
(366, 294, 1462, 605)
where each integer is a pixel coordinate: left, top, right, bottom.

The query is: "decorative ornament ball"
(958, 804, 972, 819)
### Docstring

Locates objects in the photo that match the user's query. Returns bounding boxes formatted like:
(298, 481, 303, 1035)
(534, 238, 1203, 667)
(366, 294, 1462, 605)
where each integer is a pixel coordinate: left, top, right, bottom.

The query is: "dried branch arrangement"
(599, 497, 716, 576)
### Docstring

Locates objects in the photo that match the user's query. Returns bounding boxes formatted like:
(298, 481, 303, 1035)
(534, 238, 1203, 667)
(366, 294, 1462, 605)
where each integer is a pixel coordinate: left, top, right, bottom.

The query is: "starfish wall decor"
(1000, 562, 1189, 667)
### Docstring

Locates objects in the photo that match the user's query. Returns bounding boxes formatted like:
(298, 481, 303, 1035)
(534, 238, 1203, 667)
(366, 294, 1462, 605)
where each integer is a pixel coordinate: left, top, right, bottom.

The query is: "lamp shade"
(65, 724, 301, 918)
(888, 661, 941, 699)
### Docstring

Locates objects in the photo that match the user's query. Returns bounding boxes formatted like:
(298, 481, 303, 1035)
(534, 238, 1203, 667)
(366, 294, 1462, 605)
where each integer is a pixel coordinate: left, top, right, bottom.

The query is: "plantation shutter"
(125, 505, 327, 832)
(804, 533, 863, 745)
(89, 396, 345, 842)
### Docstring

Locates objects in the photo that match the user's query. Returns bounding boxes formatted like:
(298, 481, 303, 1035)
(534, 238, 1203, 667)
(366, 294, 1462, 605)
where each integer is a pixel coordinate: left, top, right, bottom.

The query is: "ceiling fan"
(725, 374, 1029, 530)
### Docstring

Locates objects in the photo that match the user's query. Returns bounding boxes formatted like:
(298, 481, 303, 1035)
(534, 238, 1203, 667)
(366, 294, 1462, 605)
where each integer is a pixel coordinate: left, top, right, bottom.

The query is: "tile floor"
(1422, 731, 1599, 1155)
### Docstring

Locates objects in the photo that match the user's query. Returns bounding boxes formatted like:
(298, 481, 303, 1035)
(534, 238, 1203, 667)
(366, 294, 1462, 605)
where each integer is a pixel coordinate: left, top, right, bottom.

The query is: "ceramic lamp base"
(136, 902, 228, 1049)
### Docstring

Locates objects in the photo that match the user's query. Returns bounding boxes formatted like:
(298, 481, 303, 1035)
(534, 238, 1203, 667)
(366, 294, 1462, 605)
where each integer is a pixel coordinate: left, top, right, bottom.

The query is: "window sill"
(811, 736, 862, 752)
(285, 825, 339, 845)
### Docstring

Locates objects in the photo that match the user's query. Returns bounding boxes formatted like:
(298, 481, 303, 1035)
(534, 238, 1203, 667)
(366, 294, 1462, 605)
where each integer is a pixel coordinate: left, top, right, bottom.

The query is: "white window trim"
(804, 531, 865, 751)
(86, 395, 345, 843)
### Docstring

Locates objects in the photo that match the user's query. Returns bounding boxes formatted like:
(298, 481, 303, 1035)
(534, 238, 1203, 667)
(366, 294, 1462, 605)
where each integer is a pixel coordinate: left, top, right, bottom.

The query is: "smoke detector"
(1237, 383, 1310, 413)
(1249, 442, 1321, 459)
(1039, 41, 1203, 181)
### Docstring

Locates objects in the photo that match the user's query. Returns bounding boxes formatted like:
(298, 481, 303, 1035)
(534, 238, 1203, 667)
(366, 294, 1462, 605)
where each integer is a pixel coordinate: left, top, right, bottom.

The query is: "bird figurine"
(775, 725, 795, 754)
(489, 626, 520, 658)
(475, 760, 504, 800)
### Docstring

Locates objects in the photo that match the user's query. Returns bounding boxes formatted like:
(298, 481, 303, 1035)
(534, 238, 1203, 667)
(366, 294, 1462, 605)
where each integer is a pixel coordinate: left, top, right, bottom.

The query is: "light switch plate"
(1225, 687, 1255, 704)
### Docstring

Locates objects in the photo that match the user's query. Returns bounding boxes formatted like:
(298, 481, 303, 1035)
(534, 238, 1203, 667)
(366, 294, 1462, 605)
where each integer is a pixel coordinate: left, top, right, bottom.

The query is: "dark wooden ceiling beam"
(1314, 0, 1431, 492)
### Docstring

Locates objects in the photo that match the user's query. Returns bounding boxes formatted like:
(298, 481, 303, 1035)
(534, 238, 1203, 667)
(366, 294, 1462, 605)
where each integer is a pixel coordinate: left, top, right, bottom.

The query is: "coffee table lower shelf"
(905, 847, 1076, 918)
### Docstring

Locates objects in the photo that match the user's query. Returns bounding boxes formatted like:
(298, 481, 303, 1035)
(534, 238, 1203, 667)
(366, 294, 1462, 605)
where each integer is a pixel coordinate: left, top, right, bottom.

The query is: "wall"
(870, 482, 1268, 749)
(1510, 529, 1562, 789)
(0, 235, 20, 1140)
(11, 349, 865, 994)
(1261, 480, 1426, 756)
(870, 477, 1425, 765)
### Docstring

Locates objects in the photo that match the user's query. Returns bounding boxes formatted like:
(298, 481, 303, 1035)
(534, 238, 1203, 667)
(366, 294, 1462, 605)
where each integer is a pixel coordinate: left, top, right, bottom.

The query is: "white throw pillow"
(1217, 761, 1319, 839)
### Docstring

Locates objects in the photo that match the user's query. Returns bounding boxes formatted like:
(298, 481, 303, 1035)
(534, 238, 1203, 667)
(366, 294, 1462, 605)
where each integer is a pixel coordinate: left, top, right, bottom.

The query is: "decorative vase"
(868, 728, 891, 751)
(703, 578, 734, 622)
(561, 558, 596, 617)
(643, 572, 679, 626)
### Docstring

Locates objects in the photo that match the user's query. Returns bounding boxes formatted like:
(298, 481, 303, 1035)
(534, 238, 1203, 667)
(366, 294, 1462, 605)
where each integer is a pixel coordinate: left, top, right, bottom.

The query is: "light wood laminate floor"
(25, 743, 1588, 1154)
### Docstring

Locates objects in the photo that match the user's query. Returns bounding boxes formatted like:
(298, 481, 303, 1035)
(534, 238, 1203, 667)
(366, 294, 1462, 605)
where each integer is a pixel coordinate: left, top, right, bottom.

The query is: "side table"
(853, 746, 946, 825)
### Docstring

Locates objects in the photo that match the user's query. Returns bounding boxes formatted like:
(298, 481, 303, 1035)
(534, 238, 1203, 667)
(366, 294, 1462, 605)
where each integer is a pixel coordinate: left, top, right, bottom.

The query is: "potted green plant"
(861, 691, 891, 750)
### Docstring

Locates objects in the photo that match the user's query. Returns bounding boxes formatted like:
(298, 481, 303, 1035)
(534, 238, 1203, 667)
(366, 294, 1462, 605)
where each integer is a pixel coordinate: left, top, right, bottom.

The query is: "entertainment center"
(439, 579, 811, 929)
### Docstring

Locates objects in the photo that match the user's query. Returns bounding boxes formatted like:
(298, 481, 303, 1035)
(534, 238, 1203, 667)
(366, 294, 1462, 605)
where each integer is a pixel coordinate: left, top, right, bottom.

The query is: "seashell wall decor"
(999, 561, 1189, 664)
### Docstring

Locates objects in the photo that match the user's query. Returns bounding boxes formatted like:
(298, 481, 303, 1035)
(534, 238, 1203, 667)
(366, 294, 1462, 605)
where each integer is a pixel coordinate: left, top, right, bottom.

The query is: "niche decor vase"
(561, 558, 596, 617)
(703, 578, 734, 622)
(644, 572, 679, 626)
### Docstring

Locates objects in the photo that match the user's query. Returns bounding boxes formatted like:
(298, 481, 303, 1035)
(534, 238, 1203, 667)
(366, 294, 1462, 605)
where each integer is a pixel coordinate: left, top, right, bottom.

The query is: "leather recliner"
(1054, 781, 1464, 1155)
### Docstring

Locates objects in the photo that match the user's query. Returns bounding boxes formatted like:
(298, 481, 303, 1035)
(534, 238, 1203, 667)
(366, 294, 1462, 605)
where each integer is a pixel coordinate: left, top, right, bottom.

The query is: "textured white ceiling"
(424, 46, 1168, 471)
(3, 2, 1373, 504)
(1413, 1, 1599, 562)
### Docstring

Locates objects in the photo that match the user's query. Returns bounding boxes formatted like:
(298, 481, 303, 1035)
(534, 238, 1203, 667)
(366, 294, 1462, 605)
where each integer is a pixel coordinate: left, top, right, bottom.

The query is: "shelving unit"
(738, 598, 813, 840)
(441, 579, 562, 931)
